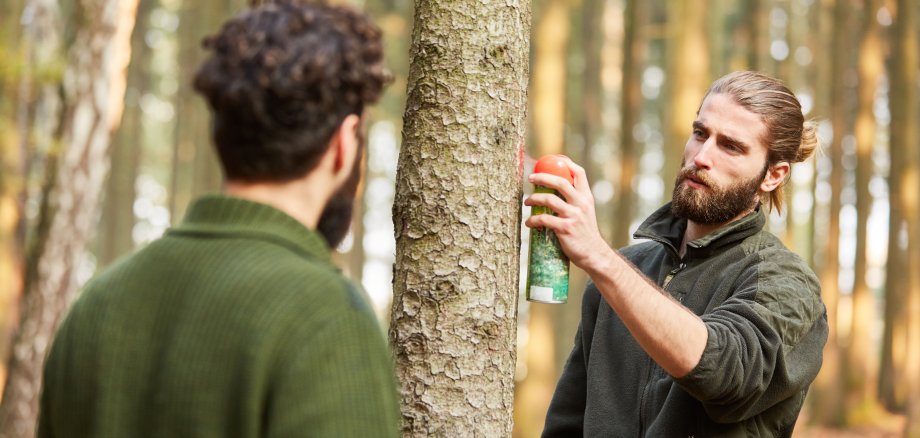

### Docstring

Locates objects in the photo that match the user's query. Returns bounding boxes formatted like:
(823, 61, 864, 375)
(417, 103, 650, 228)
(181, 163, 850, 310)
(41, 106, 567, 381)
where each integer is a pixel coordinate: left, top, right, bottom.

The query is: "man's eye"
(693, 129, 705, 139)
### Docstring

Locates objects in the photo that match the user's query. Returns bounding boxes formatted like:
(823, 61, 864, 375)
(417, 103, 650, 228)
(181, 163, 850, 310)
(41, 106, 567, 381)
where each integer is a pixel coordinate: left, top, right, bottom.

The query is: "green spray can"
(526, 154, 574, 304)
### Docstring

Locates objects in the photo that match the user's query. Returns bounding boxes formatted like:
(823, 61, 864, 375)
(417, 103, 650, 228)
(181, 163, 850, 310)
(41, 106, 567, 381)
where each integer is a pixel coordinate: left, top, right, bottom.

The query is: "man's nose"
(692, 137, 716, 170)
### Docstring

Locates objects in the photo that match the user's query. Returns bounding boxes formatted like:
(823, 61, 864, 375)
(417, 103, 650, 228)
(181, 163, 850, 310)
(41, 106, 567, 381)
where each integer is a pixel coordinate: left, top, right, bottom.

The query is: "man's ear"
(760, 161, 790, 193)
(329, 114, 361, 185)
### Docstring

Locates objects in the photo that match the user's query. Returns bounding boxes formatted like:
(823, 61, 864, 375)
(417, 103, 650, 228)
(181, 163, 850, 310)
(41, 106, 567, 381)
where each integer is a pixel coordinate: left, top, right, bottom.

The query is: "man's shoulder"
(81, 234, 372, 322)
(742, 229, 814, 276)
(619, 240, 663, 262)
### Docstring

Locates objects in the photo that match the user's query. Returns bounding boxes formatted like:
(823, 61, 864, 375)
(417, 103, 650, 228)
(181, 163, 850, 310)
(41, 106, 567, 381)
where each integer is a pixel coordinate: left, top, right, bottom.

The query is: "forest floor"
(794, 407, 906, 437)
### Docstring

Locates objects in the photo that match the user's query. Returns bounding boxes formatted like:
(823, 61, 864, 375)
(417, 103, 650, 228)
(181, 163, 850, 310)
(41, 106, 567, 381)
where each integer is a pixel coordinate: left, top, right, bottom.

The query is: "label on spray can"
(526, 185, 570, 303)
(525, 155, 574, 304)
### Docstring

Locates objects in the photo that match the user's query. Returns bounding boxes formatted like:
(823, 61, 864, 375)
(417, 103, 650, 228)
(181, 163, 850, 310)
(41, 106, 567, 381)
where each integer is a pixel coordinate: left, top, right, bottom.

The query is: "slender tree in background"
(662, 0, 709, 190)
(0, 0, 139, 436)
(612, 0, 643, 249)
(169, 0, 234, 222)
(803, 0, 825, 272)
(890, 0, 920, 433)
(845, 0, 885, 425)
(389, 0, 529, 433)
(96, 0, 156, 268)
(0, 0, 33, 390)
(879, 0, 915, 417)
(810, 0, 850, 426)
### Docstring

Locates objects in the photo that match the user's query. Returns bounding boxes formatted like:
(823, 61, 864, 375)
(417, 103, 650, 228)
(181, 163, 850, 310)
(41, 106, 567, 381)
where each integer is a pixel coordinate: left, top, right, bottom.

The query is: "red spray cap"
(533, 154, 575, 185)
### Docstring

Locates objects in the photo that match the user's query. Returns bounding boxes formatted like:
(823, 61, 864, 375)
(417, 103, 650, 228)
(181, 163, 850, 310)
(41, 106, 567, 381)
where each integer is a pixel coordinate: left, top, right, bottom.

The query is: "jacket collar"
(633, 202, 766, 260)
(167, 194, 332, 263)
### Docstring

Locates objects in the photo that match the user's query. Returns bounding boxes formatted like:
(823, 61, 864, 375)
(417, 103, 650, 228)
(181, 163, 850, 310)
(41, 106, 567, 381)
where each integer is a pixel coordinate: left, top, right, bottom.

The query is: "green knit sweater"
(39, 195, 400, 438)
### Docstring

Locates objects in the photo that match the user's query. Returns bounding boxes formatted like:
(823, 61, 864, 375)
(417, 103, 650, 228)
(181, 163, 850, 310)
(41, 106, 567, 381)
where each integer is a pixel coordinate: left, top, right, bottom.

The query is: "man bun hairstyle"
(193, 0, 390, 182)
(704, 71, 818, 214)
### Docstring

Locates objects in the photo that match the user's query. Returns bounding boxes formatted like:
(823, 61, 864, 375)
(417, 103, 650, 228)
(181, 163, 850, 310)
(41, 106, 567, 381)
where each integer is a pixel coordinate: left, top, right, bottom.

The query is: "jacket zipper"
(638, 260, 687, 437)
(662, 262, 686, 290)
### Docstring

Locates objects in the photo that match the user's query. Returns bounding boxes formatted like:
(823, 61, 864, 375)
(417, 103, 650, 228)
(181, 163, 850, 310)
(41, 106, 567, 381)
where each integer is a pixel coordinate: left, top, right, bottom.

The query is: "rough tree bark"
(389, 0, 530, 434)
(0, 0, 139, 436)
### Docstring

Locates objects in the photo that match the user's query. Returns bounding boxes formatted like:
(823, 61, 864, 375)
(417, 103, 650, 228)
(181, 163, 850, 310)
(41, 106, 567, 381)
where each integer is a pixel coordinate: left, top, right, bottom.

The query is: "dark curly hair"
(193, 0, 389, 182)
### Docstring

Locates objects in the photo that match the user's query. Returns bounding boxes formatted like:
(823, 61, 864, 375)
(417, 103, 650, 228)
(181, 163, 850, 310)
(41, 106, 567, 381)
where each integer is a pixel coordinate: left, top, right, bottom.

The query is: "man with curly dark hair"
(38, 2, 399, 437)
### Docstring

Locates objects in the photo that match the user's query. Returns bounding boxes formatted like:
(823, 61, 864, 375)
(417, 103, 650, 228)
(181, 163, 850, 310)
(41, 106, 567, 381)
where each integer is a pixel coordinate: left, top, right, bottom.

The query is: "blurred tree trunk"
(707, 0, 727, 78)
(388, 0, 529, 434)
(810, 0, 849, 426)
(0, 0, 139, 436)
(892, 1, 920, 438)
(780, 0, 797, 250)
(879, 0, 915, 414)
(531, 0, 569, 159)
(514, 0, 570, 435)
(749, 0, 772, 73)
(0, 0, 30, 396)
(662, 0, 710, 190)
(613, 0, 643, 249)
(169, 0, 231, 222)
(845, 0, 884, 425)
(97, 0, 156, 268)
(804, 0, 831, 272)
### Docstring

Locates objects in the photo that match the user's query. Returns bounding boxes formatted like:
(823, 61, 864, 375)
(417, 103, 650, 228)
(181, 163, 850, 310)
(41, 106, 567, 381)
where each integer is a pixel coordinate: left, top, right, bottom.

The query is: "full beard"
(317, 133, 365, 248)
(670, 164, 766, 225)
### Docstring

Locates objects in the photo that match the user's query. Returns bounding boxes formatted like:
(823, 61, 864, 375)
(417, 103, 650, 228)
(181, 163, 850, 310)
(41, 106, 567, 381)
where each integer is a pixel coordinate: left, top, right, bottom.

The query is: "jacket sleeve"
(674, 249, 828, 423)
(265, 287, 400, 438)
(542, 284, 602, 437)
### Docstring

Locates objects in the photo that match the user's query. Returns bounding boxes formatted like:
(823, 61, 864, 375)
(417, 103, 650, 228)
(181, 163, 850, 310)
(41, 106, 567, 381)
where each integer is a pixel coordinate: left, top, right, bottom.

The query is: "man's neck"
(223, 176, 332, 230)
(679, 206, 756, 258)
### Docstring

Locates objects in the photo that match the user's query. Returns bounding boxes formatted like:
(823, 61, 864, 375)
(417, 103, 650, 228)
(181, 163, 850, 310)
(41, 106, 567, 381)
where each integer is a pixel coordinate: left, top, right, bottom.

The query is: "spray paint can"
(525, 154, 574, 304)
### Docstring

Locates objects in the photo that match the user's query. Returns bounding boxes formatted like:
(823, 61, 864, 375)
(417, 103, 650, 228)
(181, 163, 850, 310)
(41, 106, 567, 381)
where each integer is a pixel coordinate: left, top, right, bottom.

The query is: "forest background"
(0, 0, 918, 436)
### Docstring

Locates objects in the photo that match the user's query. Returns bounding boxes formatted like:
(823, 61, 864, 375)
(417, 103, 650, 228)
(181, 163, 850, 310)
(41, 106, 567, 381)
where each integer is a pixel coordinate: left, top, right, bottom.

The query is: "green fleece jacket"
(39, 195, 400, 438)
(543, 203, 827, 437)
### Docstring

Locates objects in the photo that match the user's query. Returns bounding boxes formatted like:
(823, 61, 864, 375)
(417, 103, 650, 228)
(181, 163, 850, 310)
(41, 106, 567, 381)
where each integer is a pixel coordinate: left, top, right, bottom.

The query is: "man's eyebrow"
(693, 120, 751, 152)
(717, 134, 750, 152)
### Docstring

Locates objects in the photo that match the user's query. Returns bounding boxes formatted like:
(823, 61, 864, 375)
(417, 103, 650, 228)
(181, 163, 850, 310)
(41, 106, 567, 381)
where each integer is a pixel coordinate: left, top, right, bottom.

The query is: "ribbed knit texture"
(39, 195, 400, 438)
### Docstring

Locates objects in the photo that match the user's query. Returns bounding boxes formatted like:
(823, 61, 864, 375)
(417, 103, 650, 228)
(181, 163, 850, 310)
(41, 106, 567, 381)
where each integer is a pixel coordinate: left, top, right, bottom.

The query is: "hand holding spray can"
(526, 155, 575, 304)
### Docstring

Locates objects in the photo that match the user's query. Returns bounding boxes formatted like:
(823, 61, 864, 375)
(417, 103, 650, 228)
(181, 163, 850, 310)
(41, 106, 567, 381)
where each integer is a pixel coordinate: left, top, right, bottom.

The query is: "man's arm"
(525, 159, 707, 378)
(674, 253, 826, 421)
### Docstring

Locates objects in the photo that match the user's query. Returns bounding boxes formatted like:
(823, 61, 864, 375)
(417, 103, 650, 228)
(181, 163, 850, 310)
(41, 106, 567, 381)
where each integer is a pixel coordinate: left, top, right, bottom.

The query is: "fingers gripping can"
(526, 155, 573, 304)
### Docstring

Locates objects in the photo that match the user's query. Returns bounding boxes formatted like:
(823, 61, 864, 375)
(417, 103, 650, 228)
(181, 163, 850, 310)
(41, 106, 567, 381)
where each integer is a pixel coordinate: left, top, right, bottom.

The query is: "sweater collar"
(168, 194, 332, 263)
(633, 202, 766, 259)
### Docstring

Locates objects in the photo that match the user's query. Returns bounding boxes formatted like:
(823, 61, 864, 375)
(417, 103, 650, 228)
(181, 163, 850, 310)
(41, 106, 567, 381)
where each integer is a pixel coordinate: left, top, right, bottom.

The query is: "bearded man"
(38, 2, 399, 437)
(534, 71, 827, 437)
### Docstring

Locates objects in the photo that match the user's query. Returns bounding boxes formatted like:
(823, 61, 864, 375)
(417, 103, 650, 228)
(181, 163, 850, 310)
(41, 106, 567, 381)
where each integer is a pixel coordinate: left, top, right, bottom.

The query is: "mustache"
(677, 166, 716, 187)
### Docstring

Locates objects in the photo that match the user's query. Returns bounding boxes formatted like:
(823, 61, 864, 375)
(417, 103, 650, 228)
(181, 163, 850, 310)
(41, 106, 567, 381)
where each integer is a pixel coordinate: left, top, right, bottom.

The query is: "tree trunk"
(531, 0, 569, 156)
(96, 0, 155, 268)
(844, 0, 884, 425)
(891, 0, 920, 433)
(613, 0, 643, 249)
(662, 0, 709, 193)
(0, 0, 139, 436)
(879, 0, 916, 415)
(169, 0, 226, 222)
(810, 0, 850, 427)
(389, 0, 530, 433)
(0, 0, 31, 397)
